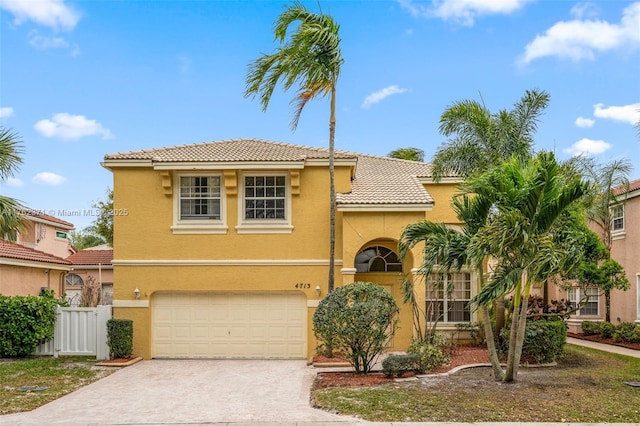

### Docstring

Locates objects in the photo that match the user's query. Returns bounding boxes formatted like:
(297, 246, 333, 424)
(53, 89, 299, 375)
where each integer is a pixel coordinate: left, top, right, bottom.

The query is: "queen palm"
(245, 2, 343, 291)
(0, 126, 25, 240)
(399, 193, 505, 381)
(467, 151, 587, 382)
(431, 89, 550, 181)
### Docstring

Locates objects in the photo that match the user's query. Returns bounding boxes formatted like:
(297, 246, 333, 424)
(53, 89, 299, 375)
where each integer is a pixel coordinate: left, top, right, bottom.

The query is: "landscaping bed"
(569, 332, 640, 351)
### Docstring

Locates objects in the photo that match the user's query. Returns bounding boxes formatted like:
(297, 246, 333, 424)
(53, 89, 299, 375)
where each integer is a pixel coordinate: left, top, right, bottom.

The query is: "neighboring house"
(102, 139, 466, 360)
(553, 178, 640, 332)
(65, 245, 114, 306)
(0, 211, 74, 297)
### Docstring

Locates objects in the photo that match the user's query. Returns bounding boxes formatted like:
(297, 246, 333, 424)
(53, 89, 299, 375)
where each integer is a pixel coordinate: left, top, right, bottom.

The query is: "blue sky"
(1, 0, 639, 230)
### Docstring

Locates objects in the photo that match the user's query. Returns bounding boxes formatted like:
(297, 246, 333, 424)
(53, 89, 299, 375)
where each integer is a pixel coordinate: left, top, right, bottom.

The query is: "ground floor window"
(426, 272, 471, 322)
(567, 286, 599, 316)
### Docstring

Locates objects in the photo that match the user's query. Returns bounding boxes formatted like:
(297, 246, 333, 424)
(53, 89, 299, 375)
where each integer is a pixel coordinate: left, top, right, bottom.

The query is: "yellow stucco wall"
(111, 164, 464, 359)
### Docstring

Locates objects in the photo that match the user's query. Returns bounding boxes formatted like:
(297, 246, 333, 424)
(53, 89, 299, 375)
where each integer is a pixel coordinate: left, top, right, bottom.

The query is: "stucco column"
(340, 267, 357, 286)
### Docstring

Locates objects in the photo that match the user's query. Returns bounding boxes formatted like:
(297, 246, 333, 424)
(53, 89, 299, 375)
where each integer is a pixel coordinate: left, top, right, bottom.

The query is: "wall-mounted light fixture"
(315, 285, 321, 297)
(134, 288, 140, 299)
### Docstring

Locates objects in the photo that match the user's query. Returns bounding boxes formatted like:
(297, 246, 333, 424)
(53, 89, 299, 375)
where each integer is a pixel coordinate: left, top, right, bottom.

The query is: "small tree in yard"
(313, 282, 399, 373)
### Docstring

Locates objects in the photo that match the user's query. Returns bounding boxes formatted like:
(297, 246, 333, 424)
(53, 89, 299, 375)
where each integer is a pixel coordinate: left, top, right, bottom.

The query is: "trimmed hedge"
(613, 322, 640, 343)
(581, 321, 601, 336)
(107, 319, 133, 359)
(600, 322, 616, 339)
(0, 295, 58, 357)
(382, 353, 420, 377)
(407, 339, 450, 373)
(501, 320, 567, 364)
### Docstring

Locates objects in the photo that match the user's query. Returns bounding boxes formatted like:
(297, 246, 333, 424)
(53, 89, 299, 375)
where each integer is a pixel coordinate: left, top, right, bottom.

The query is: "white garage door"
(152, 292, 307, 359)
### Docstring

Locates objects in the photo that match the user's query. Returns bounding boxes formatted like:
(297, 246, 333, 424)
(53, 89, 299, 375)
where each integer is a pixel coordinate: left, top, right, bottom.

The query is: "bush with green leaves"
(313, 281, 399, 373)
(581, 321, 602, 336)
(600, 322, 616, 339)
(0, 295, 59, 357)
(107, 318, 133, 359)
(613, 322, 640, 343)
(501, 320, 567, 364)
(407, 339, 451, 373)
(382, 353, 420, 377)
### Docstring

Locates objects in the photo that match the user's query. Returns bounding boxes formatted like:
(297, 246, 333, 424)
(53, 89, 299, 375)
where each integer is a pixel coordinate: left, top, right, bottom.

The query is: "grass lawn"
(312, 344, 640, 422)
(0, 357, 115, 415)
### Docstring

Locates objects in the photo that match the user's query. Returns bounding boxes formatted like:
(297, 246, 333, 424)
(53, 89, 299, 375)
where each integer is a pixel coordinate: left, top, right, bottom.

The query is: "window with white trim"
(355, 246, 403, 272)
(179, 176, 221, 220)
(65, 273, 84, 287)
(172, 174, 226, 234)
(237, 173, 292, 234)
(567, 287, 599, 316)
(611, 204, 624, 232)
(426, 272, 471, 322)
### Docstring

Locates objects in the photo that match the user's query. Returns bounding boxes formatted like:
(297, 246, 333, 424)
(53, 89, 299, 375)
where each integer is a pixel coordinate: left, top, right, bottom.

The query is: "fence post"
(53, 305, 62, 358)
(96, 305, 112, 360)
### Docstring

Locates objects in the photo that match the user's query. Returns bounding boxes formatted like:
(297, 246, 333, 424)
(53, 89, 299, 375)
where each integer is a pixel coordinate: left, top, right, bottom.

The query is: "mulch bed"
(568, 332, 640, 351)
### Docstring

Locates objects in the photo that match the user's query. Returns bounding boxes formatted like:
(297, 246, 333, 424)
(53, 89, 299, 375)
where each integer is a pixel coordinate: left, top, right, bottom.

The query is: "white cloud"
(29, 33, 69, 49)
(570, 3, 600, 20)
(34, 113, 113, 140)
(362, 85, 408, 109)
(520, 2, 640, 64)
(0, 107, 14, 118)
(593, 102, 640, 125)
(5, 177, 24, 187)
(575, 116, 595, 128)
(564, 138, 611, 156)
(398, 0, 533, 26)
(0, 0, 80, 31)
(32, 172, 67, 186)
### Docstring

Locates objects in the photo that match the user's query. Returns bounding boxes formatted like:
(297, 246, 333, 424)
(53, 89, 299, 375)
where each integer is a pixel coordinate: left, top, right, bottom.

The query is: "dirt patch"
(314, 345, 490, 389)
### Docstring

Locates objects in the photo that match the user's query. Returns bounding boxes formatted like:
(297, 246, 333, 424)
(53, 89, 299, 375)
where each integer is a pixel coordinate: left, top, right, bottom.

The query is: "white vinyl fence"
(35, 305, 112, 360)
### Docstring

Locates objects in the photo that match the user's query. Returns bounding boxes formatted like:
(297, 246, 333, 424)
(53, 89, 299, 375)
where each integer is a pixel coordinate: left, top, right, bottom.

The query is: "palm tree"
(431, 89, 550, 181)
(0, 126, 25, 240)
(245, 2, 343, 291)
(467, 152, 587, 382)
(399, 194, 505, 381)
(388, 147, 424, 162)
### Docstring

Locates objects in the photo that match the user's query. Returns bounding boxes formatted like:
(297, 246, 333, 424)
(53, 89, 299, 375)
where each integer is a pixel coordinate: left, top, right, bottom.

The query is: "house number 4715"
(295, 283, 311, 289)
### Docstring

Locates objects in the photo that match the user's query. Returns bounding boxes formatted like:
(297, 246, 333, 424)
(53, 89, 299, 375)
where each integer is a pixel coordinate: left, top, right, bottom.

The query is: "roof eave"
(337, 203, 434, 212)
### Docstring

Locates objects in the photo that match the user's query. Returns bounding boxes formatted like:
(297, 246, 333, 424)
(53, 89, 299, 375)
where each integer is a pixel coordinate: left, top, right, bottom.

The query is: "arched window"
(355, 246, 402, 273)
(65, 273, 84, 287)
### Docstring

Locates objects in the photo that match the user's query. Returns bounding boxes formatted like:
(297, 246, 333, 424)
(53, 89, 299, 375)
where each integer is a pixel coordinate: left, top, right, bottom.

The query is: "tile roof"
(104, 138, 356, 162)
(0, 239, 71, 265)
(20, 208, 74, 228)
(67, 249, 113, 266)
(614, 177, 640, 196)
(105, 139, 448, 207)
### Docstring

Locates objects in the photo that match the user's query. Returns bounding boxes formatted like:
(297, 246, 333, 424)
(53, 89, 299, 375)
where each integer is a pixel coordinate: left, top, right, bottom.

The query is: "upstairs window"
(611, 204, 624, 232)
(244, 175, 286, 220)
(179, 176, 221, 221)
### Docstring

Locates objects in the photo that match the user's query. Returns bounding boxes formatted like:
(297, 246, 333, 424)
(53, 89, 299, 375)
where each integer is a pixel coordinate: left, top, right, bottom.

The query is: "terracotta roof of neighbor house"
(105, 139, 453, 207)
(0, 239, 71, 265)
(67, 248, 113, 266)
(614, 178, 640, 197)
(21, 208, 74, 229)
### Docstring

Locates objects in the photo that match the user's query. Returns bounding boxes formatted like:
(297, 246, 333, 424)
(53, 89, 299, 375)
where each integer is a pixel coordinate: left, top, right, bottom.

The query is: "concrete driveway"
(1, 359, 355, 425)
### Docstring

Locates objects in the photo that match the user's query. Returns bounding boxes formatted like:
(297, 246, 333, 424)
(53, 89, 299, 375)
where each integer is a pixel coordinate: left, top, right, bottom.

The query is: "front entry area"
(151, 291, 307, 359)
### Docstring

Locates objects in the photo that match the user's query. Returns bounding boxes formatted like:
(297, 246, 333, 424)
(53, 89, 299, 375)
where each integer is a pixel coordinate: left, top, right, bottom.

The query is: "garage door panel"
(152, 292, 306, 359)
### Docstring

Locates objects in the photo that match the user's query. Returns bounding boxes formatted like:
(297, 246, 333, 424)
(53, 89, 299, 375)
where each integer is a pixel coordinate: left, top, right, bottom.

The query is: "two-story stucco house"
(0, 211, 74, 297)
(103, 139, 470, 360)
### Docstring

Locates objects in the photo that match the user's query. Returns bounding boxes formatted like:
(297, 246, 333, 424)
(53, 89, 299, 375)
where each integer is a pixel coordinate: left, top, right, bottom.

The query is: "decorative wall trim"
(113, 300, 150, 308)
(112, 259, 344, 266)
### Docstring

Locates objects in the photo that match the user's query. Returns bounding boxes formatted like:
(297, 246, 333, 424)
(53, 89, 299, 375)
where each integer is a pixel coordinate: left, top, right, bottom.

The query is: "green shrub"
(600, 322, 615, 339)
(581, 321, 602, 336)
(382, 353, 420, 377)
(500, 320, 567, 364)
(613, 322, 640, 343)
(0, 295, 58, 357)
(107, 319, 133, 359)
(407, 340, 450, 373)
(313, 282, 399, 374)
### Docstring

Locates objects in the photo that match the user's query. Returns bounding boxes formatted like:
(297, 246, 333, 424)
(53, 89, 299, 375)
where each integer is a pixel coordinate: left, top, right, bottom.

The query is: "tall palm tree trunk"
(477, 269, 504, 381)
(328, 79, 337, 292)
(505, 270, 530, 382)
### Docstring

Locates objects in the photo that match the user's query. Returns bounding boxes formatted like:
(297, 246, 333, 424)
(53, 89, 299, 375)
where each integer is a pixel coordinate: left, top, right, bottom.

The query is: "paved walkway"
(567, 336, 640, 358)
